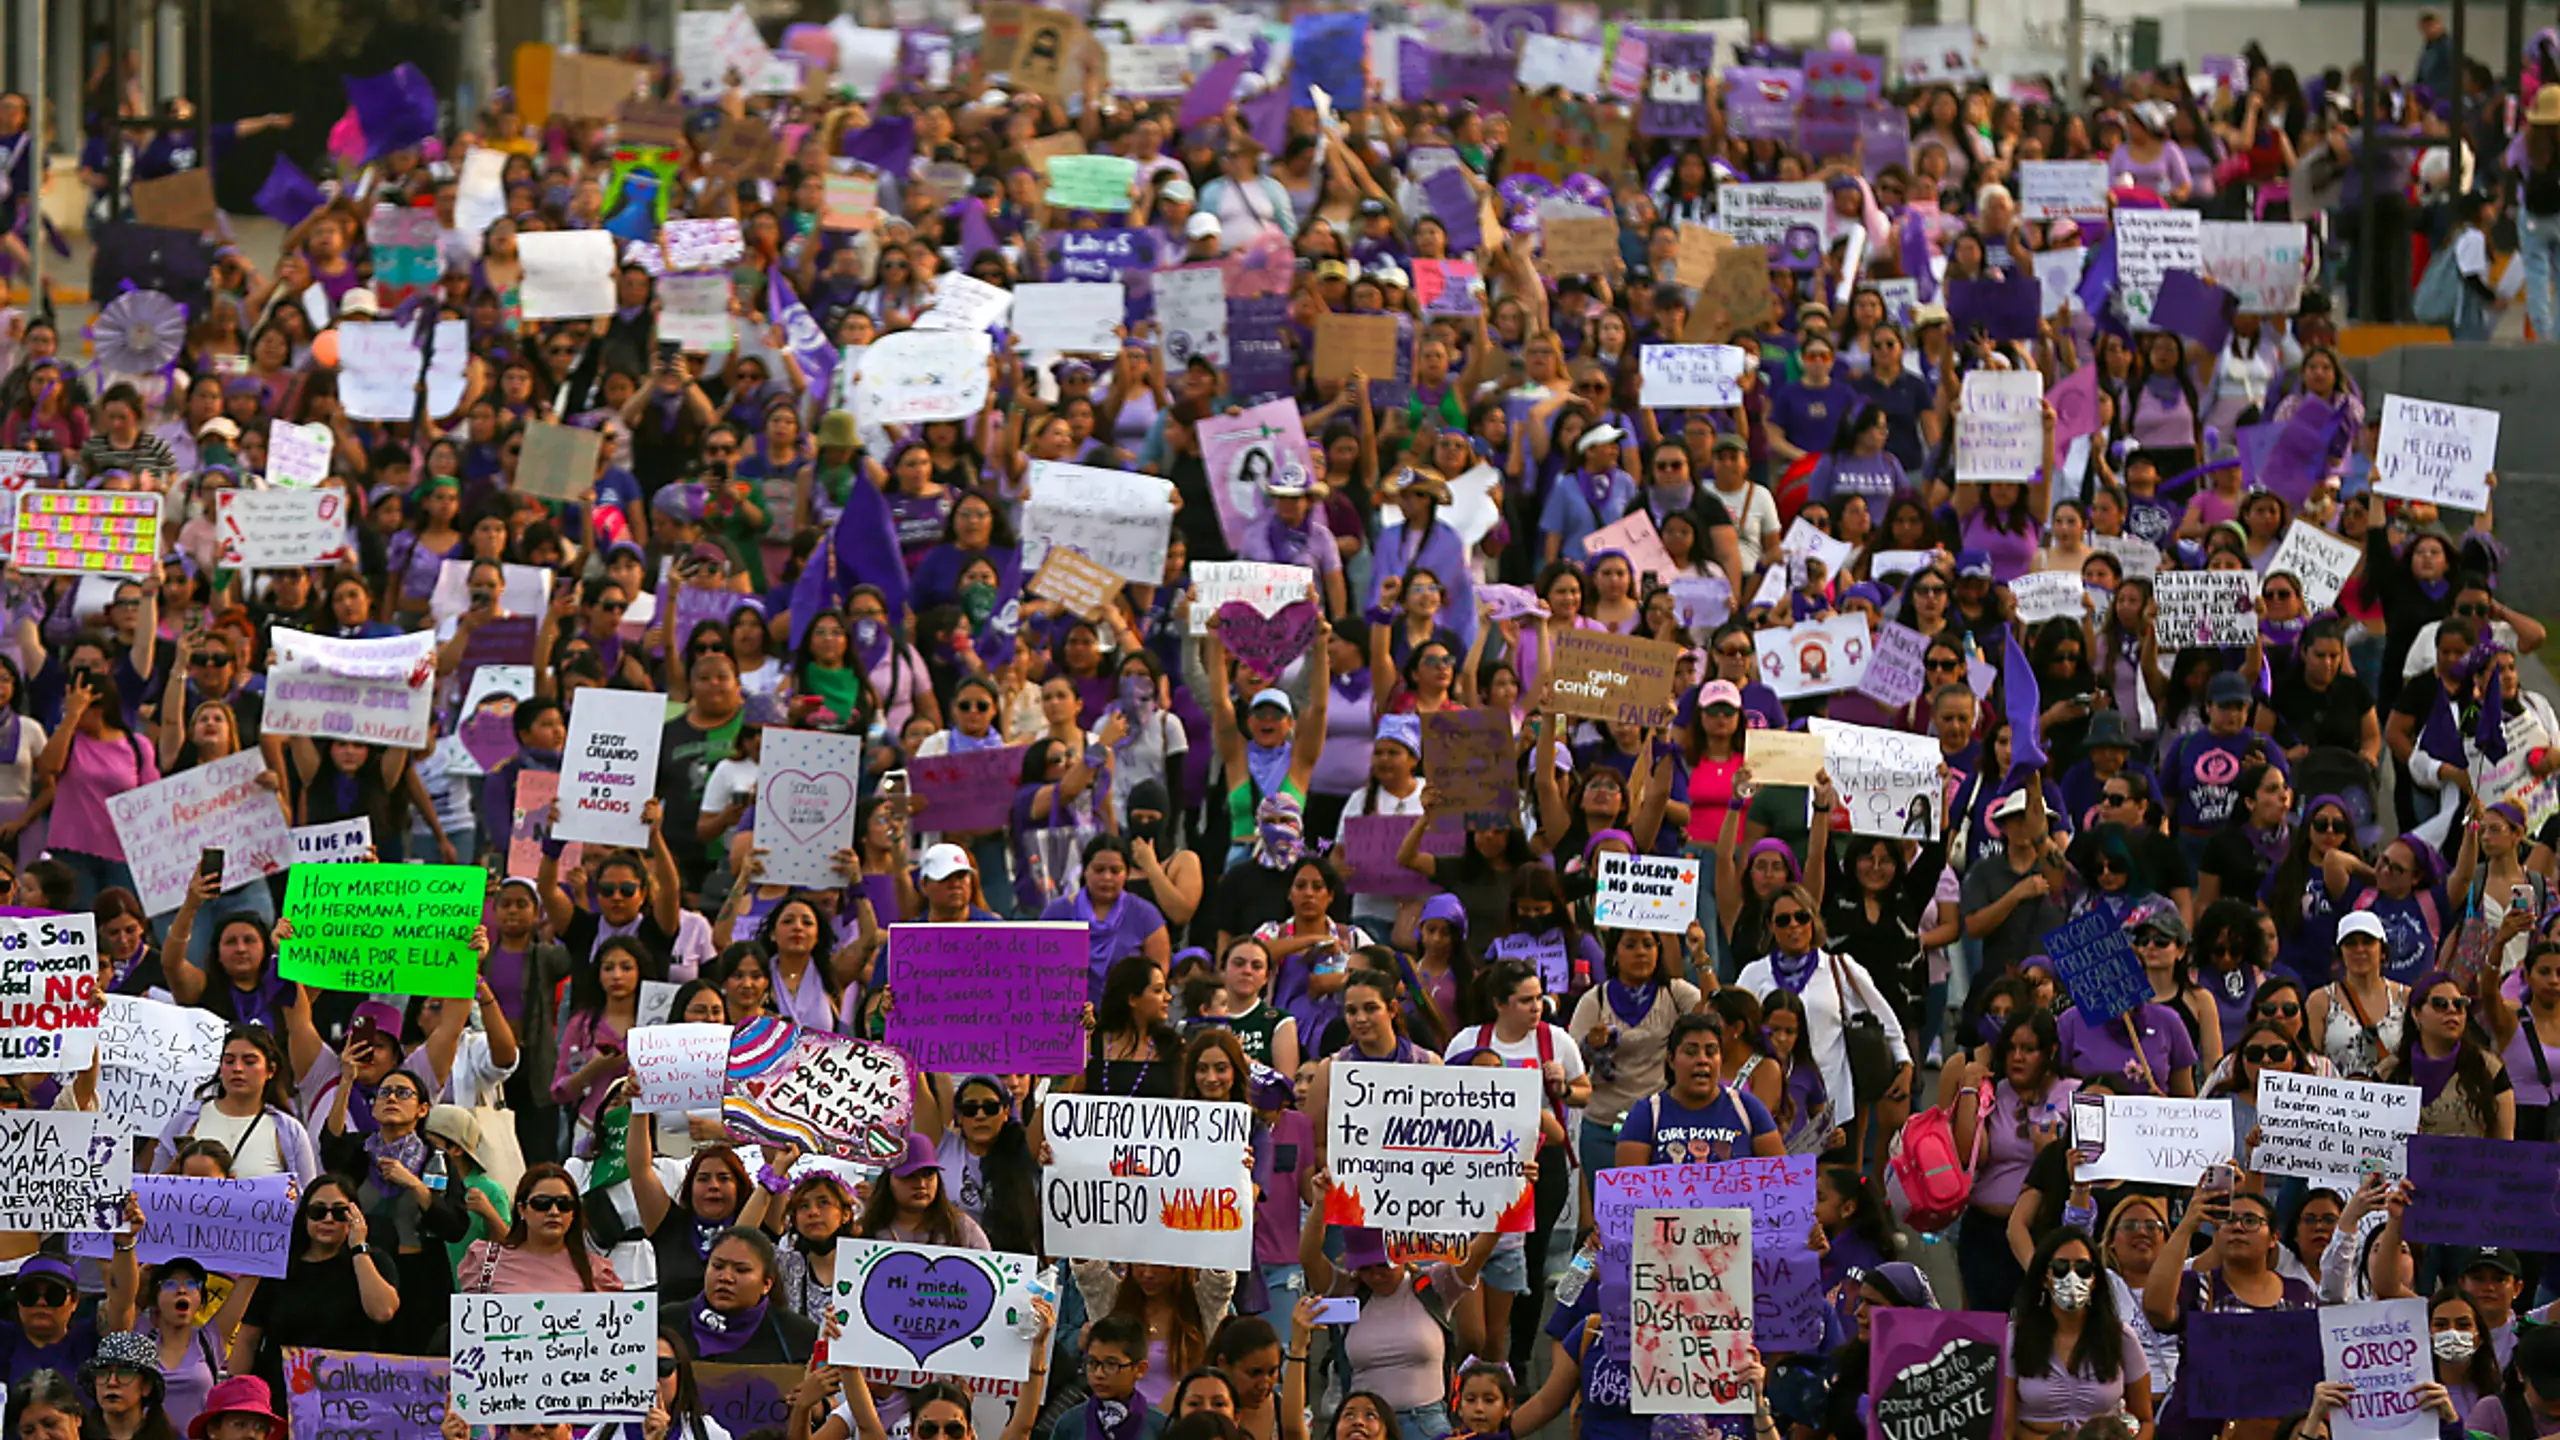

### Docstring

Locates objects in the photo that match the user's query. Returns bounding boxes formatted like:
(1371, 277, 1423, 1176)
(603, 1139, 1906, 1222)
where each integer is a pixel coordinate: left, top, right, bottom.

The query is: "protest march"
(4, 7, 2560, 1440)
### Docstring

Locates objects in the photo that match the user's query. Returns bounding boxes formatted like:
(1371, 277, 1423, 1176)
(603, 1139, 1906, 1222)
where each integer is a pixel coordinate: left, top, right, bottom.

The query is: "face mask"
(1740, 354, 1761, 375)
(1654, 479, 1695, 512)
(2048, 1272, 2093, 1312)
(958, 581, 997, 625)
(2433, 1330, 2479, 1363)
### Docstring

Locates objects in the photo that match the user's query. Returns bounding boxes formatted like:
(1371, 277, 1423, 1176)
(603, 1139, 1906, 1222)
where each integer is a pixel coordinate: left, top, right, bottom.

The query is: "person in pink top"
(456, 1163, 625, 1293)
(35, 668, 161, 905)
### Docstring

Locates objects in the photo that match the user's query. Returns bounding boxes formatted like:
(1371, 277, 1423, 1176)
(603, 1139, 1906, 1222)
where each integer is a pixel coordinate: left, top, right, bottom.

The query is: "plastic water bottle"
(1553, 1238, 1600, 1304)
(1017, 1263, 1058, 1338)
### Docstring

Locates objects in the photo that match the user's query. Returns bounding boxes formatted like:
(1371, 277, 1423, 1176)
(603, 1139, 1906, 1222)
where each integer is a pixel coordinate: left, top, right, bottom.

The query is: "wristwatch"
(348, 1243, 374, 1259)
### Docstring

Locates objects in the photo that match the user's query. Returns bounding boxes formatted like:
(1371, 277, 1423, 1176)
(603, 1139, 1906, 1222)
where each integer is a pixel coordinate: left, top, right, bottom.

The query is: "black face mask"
(1124, 780, 1173, 848)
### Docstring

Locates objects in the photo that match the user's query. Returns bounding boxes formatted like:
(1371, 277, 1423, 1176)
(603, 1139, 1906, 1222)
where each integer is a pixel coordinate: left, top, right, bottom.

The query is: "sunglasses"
(657, 1357, 681, 1378)
(2103, 791, 2136, 805)
(704, 445, 736, 457)
(958, 1099, 1007, 1119)
(2241, 1044, 2293, 1065)
(2425, 994, 2471, 1013)
(2456, 603, 2494, 618)
(598, 882, 642, 899)
(2310, 817, 2352, 835)
(2257, 1000, 2302, 1018)
(16, 1284, 70, 1307)
(955, 699, 994, 713)
(190, 654, 232, 668)
(1926, 658, 1963, 672)
(597, 600, 628, 614)
(522, 1193, 579, 1214)
(307, 1203, 354, 1221)
(914, 1424, 969, 1440)
(1913, 584, 1949, 597)
(1714, 645, 1753, 659)
(2048, 1259, 2098, 1280)
(1771, 911, 1812, 929)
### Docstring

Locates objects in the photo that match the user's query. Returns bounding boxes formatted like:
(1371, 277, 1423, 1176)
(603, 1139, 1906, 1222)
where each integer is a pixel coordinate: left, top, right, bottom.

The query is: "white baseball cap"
(2336, 912, 2388, 945)
(919, 843, 975, 883)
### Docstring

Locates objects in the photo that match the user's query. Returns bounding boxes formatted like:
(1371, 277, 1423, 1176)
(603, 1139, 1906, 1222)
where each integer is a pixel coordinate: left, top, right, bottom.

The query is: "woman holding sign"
(2380, 970, 2516, 1140)
(1297, 1174, 1499, 1440)
(1736, 879, 1913, 1160)
(2140, 1186, 2316, 1440)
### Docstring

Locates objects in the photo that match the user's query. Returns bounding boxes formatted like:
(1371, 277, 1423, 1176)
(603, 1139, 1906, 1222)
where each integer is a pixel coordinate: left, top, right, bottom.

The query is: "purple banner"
(2406, 1134, 2560, 1251)
(1640, 35, 1718, 136)
(1226, 295, 1295, 403)
(461, 615, 537, 669)
(1425, 168, 1482, 254)
(1431, 49, 1517, 109)
(1595, 1158, 1821, 1356)
(284, 1348, 447, 1440)
(909, 742, 1030, 833)
(1795, 110, 1860, 162)
(1945, 273, 2042, 341)
(1397, 38, 1434, 101)
(673, 585, 746, 646)
(885, 922, 1088, 1070)
(2150, 269, 2235, 352)
(1801, 49, 1882, 109)
(1868, 1310, 2007, 1440)
(2183, 1309, 2321, 1420)
(1724, 66, 1802, 140)
(1335, 814, 1465, 897)
(1181, 53, 1250, 129)
(1860, 106, 1910, 179)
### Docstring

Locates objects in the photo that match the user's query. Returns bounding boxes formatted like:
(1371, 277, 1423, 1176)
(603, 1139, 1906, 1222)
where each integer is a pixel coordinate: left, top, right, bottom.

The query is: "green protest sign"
(279, 864, 484, 997)
(1044, 154, 1139, 212)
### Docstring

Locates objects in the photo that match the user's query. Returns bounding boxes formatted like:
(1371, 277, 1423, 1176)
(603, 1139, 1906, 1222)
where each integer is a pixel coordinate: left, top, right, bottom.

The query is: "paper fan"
(91, 289, 188, 376)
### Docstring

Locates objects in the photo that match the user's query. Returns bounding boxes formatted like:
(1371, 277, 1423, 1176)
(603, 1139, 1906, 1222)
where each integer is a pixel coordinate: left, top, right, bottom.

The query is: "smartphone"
(1308, 1297, 1362, 1325)
(2198, 1162, 2239, 1202)
(2070, 1092, 2106, 1162)
(198, 849, 225, 880)
(653, 339, 681, 369)
(2515, 883, 2537, 919)
(880, 770, 910, 817)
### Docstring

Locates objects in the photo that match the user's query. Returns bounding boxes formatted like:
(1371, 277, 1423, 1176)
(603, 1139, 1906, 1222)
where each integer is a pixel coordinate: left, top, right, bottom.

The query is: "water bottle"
(1016, 1263, 1058, 1338)
(1553, 1238, 1600, 1304)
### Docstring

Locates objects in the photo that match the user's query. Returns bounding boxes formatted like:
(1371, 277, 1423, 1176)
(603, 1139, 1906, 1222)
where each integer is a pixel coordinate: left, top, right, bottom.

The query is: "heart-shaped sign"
(860, 1254, 998, 1365)
(1217, 599, 1323, 684)
(767, 768, 856, 847)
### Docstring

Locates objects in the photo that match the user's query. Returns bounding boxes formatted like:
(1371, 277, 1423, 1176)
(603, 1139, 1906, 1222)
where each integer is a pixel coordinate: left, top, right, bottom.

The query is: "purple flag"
(829, 460, 909, 629)
(1182, 53, 1250, 128)
(767, 270, 836, 398)
(1290, 12, 1368, 108)
(951, 198, 1001, 264)
(1426, 169, 1482, 254)
(2003, 627, 2046, 773)
(1240, 89, 1291, 156)
(2074, 235, 2119, 318)
(343, 63, 440, 162)
(1397, 39, 1434, 101)
(842, 115, 916, 174)
(2237, 397, 2341, 508)
(2150, 269, 2235, 352)
(1898, 212, 1936, 303)
(2050, 365, 2100, 445)
(788, 534, 837, 651)
(1945, 273, 2041, 341)
(254, 155, 326, 228)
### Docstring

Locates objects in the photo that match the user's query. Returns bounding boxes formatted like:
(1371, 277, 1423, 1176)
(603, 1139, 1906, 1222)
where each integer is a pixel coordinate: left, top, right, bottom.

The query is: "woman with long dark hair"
(1952, 1007, 2075, 1319)
(2004, 1226, 2155, 1438)
(627, 1118, 770, 1306)
(1069, 954, 1184, 1100)
(908, 1073, 1043, 1256)
(2265, 794, 2357, 991)
(856, 1132, 988, 1248)
(457, 1163, 622, 1294)
(227, 1175, 399, 1393)
(2382, 971, 2515, 1140)
(764, 1168, 858, 1322)
(155, 1024, 320, 1183)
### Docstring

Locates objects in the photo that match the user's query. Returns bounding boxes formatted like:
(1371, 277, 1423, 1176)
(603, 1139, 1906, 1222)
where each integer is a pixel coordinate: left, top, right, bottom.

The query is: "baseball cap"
(891, 1131, 941, 1178)
(197, 417, 240, 442)
(337, 287, 380, 317)
(1954, 549, 1995, 580)
(1577, 423, 1627, 453)
(1249, 687, 1295, 717)
(2207, 672, 2252, 706)
(2336, 912, 2388, 945)
(1314, 259, 1352, 283)
(1712, 432, 1747, 453)
(1991, 790, 2033, 822)
(918, 844, 975, 883)
(1699, 679, 1744, 711)
(2128, 896, 2189, 943)
(2461, 1247, 2525, 1279)
(1357, 197, 1390, 217)
(1161, 178, 1197, 206)
(350, 1000, 405, 1038)
(1185, 212, 1222, 241)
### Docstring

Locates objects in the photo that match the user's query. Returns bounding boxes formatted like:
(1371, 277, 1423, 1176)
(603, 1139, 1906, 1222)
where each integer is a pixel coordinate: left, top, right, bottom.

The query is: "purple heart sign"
(861, 1254, 999, 1366)
(1217, 600, 1324, 685)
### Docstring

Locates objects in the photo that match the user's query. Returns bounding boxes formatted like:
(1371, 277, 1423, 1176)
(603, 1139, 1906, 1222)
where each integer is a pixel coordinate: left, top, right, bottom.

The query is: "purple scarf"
(2410, 1046, 2460, 1105)
(1087, 1398, 1150, 1440)
(688, 1295, 769, 1358)
(1605, 979, 1658, 1026)
(1768, 946, 1820, 995)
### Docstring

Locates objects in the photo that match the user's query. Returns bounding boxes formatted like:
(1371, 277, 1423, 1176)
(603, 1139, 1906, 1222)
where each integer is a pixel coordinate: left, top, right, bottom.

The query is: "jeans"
(1682, 841, 1728, 979)
(1395, 1403, 1453, 1440)
(54, 849, 134, 909)
(1956, 1205, 2025, 1315)
(2453, 286, 2499, 343)
(1253, 1262, 1304, 1319)
(2524, 210, 2560, 340)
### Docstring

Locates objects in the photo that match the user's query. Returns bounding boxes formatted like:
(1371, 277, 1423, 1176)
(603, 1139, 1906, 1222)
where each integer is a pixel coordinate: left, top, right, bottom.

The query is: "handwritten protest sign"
(1870, 1309, 2007, 1440)
(284, 1349, 448, 1440)
(917, 275, 1014, 335)
(2017, 160, 2108, 222)
(2150, 570, 2259, 648)
(1022, 463, 1173, 583)
(281, 863, 485, 998)
(292, 817, 373, 865)
(1548, 630, 1683, 725)
(1422, 709, 1518, 825)
(1581, 510, 1681, 583)
(0, 1111, 128, 1231)
(824, 1239, 1041, 1380)
(14, 491, 160, 578)
(105, 748, 294, 915)
(2075, 1095, 2234, 1184)
(2266, 521, 2361, 613)
(1326, 1062, 1538, 1233)
(854, 329, 994, 425)
(64, 1174, 294, 1276)
(265, 419, 334, 488)
(1629, 1207, 1754, 1413)
(1808, 720, 1941, 839)
(1756, 614, 1872, 699)
(1043, 1094, 1254, 1268)
(821, 173, 881, 230)
(726, 1016, 913, 1163)
(656, 273, 735, 350)
(1714, 181, 1824, 247)
(1028, 549, 1121, 620)
(884, 923, 1085, 1073)
(2040, 908, 2149, 1023)
(661, 217, 745, 271)
(1638, 344, 1746, 408)
(0, 913, 101, 1068)
(2009, 571, 2082, 625)
(756, 728, 864, 889)
(1010, 283, 1124, 354)
(2374, 395, 2499, 511)
(1955, 370, 2044, 481)
(910, 742, 1030, 833)
(265, 630, 436, 749)
(628, 1024, 735, 1114)
(2094, 532, 2161, 580)
(99, 995, 226, 1136)
(1595, 1156, 1817, 1354)
(2319, 1299, 2430, 1440)
(2114, 208, 2203, 326)
(2185, 1310, 2322, 1421)
(508, 771, 580, 879)
(2200, 221, 2310, 314)
(1154, 265, 1228, 367)
(2405, 1134, 2560, 1249)
(1593, 852, 1703, 934)
(1857, 623, 1930, 708)
(217, 489, 345, 570)
(1045, 154, 1139, 211)
(449, 1293, 657, 1424)
(557, 688, 666, 848)
(2253, 1071, 2420, 1186)
(1538, 215, 1619, 276)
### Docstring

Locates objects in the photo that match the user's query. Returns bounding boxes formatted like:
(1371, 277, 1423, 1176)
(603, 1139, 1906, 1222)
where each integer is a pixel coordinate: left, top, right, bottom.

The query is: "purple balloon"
(1561, 172, 1611, 208)
(1498, 174, 1557, 211)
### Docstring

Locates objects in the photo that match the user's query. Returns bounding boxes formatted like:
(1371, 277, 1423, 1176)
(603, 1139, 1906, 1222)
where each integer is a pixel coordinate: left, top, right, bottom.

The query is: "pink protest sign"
(883, 922, 1087, 1073)
(1581, 509, 1680, 584)
(909, 742, 1029, 833)
(1856, 622, 1930, 709)
(14, 491, 160, 578)
(1628, 1206, 1755, 1413)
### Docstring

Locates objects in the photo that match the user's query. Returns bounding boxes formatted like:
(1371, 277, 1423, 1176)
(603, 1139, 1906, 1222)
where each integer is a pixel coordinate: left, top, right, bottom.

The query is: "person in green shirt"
(424, 1105, 513, 1273)
(697, 423, 771, 589)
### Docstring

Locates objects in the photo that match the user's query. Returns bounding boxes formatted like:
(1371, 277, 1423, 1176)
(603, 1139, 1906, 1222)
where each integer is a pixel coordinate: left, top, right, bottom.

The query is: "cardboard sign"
(2318, 1300, 2430, 1440)
(280, 863, 486, 999)
(2404, 1134, 2560, 1250)
(1547, 630, 1683, 725)
(1754, 614, 1872, 699)
(1422, 709, 1518, 825)
(217, 489, 345, 570)
(556, 688, 666, 848)
(1869, 1309, 2007, 1440)
(1688, 244, 1775, 342)
(754, 727, 864, 889)
(2149, 570, 2259, 649)
(131, 169, 219, 232)
(2374, 395, 2499, 511)
(909, 742, 1029, 833)
(516, 420, 602, 503)
(0, 912, 101, 1068)
(1312, 313, 1402, 388)
(14, 490, 160, 578)
(448, 1293, 657, 1424)
(2265, 520, 2360, 612)
(1745, 730, 1827, 789)
(2253, 1071, 2421, 1187)
(0, 1111, 128, 1231)
(823, 1239, 1042, 1380)
(1592, 851, 1704, 933)
(104, 747, 295, 915)
(2075, 1095, 2235, 1184)
(725, 1017, 913, 1163)
(266, 629, 437, 750)
(1807, 719, 1941, 839)
(1954, 370, 2044, 481)
(1538, 216, 1619, 276)
(1028, 548, 1121, 620)
(1639, 344, 1745, 408)
(2039, 907, 2149, 1024)
(1325, 1062, 1539, 1233)
(1041, 1094, 1254, 1268)
(1022, 462, 1173, 584)
(883, 923, 1086, 1074)
(1630, 1207, 1755, 1413)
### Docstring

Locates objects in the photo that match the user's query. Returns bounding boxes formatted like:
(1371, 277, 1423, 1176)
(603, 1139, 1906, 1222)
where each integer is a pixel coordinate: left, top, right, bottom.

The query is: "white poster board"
(555, 688, 668, 848)
(1022, 462, 1176, 583)
(448, 1293, 657, 1424)
(1954, 369, 2044, 481)
(2075, 1095, 2234, 1184)
(2373, 395, 2499, 511)
(1327, 1062, 1540, 1233)
(1039, 1094, 1254, 1268)
(1591, 851, 1704, 933)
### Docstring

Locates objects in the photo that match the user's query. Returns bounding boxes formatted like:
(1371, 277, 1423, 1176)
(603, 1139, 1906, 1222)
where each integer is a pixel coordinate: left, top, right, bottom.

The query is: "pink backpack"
(1884, 1078, 1990, 1234)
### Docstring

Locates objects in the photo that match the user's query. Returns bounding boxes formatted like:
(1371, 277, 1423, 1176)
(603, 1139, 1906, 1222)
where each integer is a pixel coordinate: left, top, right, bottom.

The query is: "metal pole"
(2361, 0, 2380, 319)
(2068, 0, 2085, 96)
(2452, 0, 2466, 182)
(26, 0, 42, 315)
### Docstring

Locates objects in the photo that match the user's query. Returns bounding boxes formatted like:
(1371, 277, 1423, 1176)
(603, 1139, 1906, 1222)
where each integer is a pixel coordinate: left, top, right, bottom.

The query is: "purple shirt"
(1768, 377, 1862, 454)
(2055, 1002, 2198, 1095)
